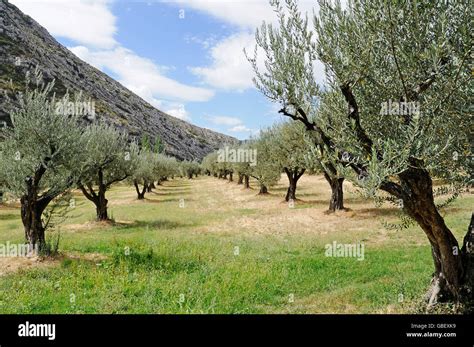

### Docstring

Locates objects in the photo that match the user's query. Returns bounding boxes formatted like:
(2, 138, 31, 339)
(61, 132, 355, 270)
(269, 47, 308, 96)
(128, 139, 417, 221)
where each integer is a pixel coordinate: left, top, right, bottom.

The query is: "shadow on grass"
(115, 219, 193, 231)
(0, 213, 19, 221)
(352, 207, 399, 217)
(149, 189, 191, 196)
(161, 181, 193, 187)
(111, 248, 204, 274)
(143, 197, 195, 204)
(270, 186, 290, 192)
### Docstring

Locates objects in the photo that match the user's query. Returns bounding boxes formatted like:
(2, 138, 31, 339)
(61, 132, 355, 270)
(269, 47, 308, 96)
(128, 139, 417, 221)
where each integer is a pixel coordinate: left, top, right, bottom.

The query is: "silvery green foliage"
(0, 80, 87, 200)
(179, 159, 200, 178)
(79, 123, 138, 188)
(249, 131, 282, 189)
(247, 0, 343, 184)
(214, 151, 232, 177)
(154, 153, 179, 180)
(251, 0, 471, 213)
(130, 149, 157, 185)
(201, 151, 219, 175)
(231, 143, 253, 178)
(246, 0, 319, 115)
(314, 0, 472, 196)
(267, 121, 311, 173)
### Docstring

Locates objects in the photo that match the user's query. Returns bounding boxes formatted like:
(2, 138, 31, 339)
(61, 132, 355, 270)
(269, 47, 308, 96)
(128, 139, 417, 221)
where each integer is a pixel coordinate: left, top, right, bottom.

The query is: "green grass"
(0, 176, 472, 314)
(0, 238, 433, 313)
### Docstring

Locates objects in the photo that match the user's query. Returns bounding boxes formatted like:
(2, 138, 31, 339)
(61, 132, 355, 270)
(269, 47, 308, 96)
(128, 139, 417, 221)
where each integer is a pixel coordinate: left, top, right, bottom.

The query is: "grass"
(0, 175, 472, 314)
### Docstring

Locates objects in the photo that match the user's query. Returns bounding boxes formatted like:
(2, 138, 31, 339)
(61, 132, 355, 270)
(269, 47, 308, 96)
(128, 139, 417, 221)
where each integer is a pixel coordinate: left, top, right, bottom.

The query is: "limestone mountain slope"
(0, 0, 237, 160)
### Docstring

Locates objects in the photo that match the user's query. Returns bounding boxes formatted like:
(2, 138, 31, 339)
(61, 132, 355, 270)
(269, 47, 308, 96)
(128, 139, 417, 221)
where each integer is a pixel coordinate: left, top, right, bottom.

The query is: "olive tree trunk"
(259, 184, 268, 194)
(284, 168, 305, 202)
(20, 176, 56, 253)
(324, 173, 344, 212)
(396, 167, 473, 305)
(21, 196, 46, 253)
(244, 175, 250, 189)
(134, 180, 147, 200)
(78, 169, 110, 221)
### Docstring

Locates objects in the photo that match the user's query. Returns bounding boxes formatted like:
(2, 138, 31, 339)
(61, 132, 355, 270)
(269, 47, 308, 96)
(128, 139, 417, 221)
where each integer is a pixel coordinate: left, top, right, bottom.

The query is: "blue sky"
(10, 0, 319, 140)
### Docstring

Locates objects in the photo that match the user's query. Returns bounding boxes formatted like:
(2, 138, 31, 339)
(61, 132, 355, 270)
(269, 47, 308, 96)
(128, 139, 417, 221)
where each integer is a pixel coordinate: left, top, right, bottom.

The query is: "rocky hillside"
(0, 0, 237, 160)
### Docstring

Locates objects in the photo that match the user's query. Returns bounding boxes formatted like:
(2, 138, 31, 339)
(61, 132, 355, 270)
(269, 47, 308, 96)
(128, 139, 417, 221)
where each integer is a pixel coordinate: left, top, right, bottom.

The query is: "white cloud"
(185, 1, 324, 92)
(189, 32, 259, 91)
(165, 104, 190, 121)
(207, 116, 243, 126)
(228, 125, 254, 133)
(174, 0, 317, 30)
(206, 114, 255, 134)
(174, 0, 276, 29)
(70, 46, 215, 103)
(10, 0, 117, 49)
(184, 34, 218, 50)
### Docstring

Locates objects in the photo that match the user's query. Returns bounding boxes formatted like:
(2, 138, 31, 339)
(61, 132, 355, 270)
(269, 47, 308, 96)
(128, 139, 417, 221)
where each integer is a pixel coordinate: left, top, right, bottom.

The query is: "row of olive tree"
(201, 120, 321, 202)
(0, 77, 181, 252)
(130, 150, 180, 200)
(248, 0, 472, 306)
(179, 160, 201, 179)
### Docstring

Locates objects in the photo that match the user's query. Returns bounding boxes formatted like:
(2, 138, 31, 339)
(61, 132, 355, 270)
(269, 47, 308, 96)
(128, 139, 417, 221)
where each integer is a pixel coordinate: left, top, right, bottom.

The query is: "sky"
(9, 0, 321, 140)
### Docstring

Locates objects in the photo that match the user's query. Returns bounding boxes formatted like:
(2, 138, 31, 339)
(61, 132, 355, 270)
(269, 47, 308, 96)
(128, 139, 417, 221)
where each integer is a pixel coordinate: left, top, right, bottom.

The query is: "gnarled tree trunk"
(244, 175, 250, 189)
(78, 169, 110, 221)
(460, 214, 474, 304)
(259, 184, 268, 194)
(134, 180, 147, 200)
(20, 176, 56, 253)
(284, 168, 305, 202)
(324, 173, 344, 212)
(397, 167, 473, 305)
(237, 174, 243, 185)
(95, 196, 108, 221)
(21, 196, 46, 254)
(96, 172, 109, 221)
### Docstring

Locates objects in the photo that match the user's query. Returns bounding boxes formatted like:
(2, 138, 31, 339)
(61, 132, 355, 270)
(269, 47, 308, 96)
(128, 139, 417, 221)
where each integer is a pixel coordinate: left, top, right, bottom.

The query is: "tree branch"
(339, 82, 374, 155)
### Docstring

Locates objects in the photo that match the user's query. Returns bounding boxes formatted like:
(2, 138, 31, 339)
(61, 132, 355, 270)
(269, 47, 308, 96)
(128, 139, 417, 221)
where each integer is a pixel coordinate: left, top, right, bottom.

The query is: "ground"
(0, 175, 471, 313)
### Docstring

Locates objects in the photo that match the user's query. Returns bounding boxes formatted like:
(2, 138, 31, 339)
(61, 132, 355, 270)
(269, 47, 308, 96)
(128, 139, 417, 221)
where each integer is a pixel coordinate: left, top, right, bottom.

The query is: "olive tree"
(252, 0, 473, 305)
(249, 133, 281, 194)
(247, 0, 346, 211)
(201, 151, 219, 177)
(180, 160, 200, 179)
(78, 123, 138, 221)
(154, 154, 179, 185)
(130, 150, 156, 200)
(268, 121, 310, 201)
(313, 0, 473, 305)
(0, 81, 87, 252)
(231, 144, 253, 189)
